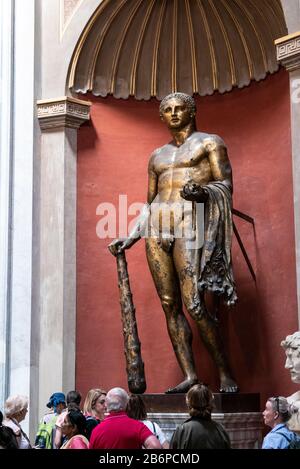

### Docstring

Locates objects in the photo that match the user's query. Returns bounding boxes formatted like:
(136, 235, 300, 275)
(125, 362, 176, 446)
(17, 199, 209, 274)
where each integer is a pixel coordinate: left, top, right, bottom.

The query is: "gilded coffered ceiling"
(68, 0, 287, 100)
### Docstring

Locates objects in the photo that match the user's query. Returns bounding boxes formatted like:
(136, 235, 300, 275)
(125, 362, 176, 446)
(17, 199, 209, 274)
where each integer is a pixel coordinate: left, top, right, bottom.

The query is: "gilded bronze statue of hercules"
(109, 92, 238, 393)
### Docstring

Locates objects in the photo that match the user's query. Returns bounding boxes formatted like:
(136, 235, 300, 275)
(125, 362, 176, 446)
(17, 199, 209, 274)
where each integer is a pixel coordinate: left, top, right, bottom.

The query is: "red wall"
(76, 69, 298, 408)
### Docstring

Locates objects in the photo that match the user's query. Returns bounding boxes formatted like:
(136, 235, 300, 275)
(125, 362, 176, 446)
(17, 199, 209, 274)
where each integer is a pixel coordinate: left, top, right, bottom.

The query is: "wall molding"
(275, 31, 300, 71)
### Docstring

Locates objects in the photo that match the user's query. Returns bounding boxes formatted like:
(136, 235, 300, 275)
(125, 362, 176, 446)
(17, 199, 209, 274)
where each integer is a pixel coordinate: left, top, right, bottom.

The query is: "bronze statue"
(109, 92, 238, 393)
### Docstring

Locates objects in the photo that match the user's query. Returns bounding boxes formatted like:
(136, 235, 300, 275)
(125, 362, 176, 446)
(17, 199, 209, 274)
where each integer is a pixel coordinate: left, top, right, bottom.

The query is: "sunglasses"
(271, 397, 280, 412)
(93, 398, 106, 406)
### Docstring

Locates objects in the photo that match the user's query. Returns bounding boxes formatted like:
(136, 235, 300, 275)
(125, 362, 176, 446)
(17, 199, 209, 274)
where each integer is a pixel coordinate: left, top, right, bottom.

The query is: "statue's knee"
(186, 299, 205, 321)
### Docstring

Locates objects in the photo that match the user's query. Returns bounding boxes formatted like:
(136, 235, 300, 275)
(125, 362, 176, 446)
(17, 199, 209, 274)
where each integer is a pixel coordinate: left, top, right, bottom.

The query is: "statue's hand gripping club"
(181, 181, 208, 203)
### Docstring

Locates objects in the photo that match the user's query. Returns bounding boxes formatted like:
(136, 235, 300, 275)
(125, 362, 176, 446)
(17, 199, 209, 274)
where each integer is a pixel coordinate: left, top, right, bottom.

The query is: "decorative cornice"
(275, 31, 300, 72)
(37, 96, 91, 130)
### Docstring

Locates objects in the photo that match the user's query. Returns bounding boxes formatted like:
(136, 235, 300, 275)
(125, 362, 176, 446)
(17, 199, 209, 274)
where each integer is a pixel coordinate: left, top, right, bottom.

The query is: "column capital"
(37, 96, 91, 130)
(275, 31, 300, 72)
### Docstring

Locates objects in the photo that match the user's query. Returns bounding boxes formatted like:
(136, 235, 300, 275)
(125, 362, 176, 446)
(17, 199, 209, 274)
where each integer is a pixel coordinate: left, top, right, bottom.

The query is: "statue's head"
(159, 92, 196, 130)
(281, 331, 300, 384)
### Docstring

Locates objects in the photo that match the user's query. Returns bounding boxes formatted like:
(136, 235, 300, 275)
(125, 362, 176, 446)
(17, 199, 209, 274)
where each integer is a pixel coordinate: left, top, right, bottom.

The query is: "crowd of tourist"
(1, 383, 300, 449)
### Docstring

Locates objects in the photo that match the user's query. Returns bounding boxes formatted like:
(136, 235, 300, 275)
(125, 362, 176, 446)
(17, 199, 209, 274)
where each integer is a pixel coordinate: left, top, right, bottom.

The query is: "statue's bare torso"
(148, 132, 230, 234)
(151, 133, 218, 201)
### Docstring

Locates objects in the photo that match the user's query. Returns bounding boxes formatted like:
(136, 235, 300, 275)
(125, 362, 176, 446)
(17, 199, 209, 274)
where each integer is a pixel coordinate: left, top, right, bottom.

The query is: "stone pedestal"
(142, 393, 263, 449)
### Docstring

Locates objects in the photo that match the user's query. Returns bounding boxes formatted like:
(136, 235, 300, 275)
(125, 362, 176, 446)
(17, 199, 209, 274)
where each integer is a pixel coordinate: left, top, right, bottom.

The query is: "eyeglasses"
(271, 397, 280, 412)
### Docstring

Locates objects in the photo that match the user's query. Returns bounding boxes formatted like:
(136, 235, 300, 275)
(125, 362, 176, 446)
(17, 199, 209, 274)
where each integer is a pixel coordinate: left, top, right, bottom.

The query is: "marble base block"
(147, 412, 263, 449)
(143, 393, 263, 449)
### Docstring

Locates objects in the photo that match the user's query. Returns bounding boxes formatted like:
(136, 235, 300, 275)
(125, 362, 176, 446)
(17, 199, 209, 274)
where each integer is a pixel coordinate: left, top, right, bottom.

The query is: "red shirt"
(89, 411, 153, 449)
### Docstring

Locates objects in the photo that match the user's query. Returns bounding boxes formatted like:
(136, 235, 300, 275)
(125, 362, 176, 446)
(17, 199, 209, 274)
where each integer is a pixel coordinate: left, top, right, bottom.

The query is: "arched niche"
(67, 0, 287, 100)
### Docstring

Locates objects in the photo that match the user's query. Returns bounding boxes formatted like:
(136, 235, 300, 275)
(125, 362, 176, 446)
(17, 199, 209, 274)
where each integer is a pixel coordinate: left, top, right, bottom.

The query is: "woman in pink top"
(60, 410, 89, 449)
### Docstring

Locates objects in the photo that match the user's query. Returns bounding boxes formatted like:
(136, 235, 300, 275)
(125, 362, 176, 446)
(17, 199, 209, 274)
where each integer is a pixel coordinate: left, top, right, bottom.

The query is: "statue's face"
(285, 347, 300, 384)
(160, 98, 193, 130)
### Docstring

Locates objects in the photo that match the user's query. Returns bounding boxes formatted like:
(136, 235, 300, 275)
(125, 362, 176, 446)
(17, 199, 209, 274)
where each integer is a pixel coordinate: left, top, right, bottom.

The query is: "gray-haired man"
(89, 387, 162, 449)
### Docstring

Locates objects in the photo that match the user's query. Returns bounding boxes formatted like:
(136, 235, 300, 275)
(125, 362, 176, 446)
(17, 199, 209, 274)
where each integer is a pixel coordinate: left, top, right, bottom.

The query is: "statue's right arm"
(147, 153, 158, 204)
(108, 152, 158, 257)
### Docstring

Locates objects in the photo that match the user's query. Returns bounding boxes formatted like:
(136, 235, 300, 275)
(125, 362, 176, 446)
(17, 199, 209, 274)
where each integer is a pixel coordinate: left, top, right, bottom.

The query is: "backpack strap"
(50, 415, 58, 425)
(12, 418, 32, 448)
(151, 421, 158, 438)
(275, 431, 292, 443)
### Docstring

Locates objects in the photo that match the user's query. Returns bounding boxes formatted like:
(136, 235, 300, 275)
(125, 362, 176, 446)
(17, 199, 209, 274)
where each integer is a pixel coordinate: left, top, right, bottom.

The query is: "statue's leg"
(173, 239, 238, 393)
(145, 238, 198, 393)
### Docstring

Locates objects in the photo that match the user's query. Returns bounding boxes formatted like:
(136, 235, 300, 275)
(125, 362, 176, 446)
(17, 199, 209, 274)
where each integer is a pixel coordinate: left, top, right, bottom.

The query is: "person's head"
(83, 388, 107, 419)
(0, 410, 18, 449)
(262, 396, 291, 429)
(105, 387, 129, 413)
(66, 390, 82, 409)
(281, 332, 300, 384)
(186, 384, 214, 420)
(61, 409, 87, 439)
(126, 394, 147, 420)
(4, 395, 29, 423)
(46, 392, 66, 414)
(159, 92, 196, 131)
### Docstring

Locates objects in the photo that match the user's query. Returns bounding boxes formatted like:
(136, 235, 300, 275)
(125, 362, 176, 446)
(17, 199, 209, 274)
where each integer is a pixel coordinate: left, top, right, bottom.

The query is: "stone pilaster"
(275, 31, 300, 327)
(36, 96, 91, 420)
(0, 0, 14, 412)
(0, 0, 46, 440)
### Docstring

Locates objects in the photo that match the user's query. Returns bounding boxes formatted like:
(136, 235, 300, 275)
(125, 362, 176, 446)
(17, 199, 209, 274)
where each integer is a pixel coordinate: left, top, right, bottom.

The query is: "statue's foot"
(219, 376, 239, 393)
(165, 378, 198, 394)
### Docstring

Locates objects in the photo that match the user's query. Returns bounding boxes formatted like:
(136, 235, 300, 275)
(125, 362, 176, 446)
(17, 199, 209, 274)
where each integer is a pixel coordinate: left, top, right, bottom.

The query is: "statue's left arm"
(181, 136, 232, 201)
(206, 136, 232, 192)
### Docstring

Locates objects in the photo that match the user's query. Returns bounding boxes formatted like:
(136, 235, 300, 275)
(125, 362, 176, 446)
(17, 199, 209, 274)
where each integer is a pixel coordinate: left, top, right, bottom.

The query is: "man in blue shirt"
(262, 396, 300, 449)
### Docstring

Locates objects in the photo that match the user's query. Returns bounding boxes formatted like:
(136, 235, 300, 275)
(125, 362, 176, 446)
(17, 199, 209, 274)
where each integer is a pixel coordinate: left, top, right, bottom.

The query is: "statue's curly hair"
(159, 92, 196, 116)
(281, 331, 300, 350)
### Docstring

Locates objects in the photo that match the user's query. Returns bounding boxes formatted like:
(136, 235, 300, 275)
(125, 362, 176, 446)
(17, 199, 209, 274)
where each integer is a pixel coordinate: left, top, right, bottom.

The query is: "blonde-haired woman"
(83, 388, 106, 440)
(3, 395, 31, 448)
